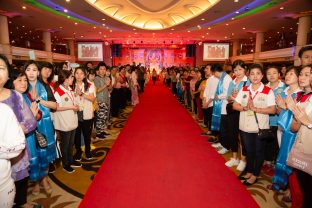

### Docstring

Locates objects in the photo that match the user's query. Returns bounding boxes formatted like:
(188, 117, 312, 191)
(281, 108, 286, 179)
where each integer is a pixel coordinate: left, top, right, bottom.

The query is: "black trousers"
(219, 115, 230, 150)
(171, 82, 177, 94)
(202, 108, 208, 126)
(296, 169, 312, 208)
(13, 177, 28, 207)
(152, 77, 156, 84)
(59, 129, 76, 168)
(139, 79, 145, 92)
(264, 126, 278, 162)
(241, 131, 266, 176)
(74, 119, 93, 157)
(120, 88, 127, 109)
(227, 111, 240, 152)
(111, 88, 121, 117)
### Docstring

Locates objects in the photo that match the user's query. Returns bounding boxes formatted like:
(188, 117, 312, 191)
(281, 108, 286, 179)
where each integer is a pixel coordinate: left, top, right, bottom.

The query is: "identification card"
(247, 110, 254, 116)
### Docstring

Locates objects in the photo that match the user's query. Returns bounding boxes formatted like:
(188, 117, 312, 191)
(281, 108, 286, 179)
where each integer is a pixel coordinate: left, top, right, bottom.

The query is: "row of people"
(173, 45, 312, 207)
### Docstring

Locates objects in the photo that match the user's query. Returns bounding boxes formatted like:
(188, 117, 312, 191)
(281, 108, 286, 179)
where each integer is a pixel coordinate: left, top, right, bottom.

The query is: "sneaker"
(211, 143, 222, 149)
(71, 161, 82, 168)
(48, 163, 56, 173)
(208, 137, 219, 143)
(85, 153, 93, 160)
(96, 133, 106, 140)
(63, 166, 75, 173)
(225, 158, 240, 167)
(73, 153, 82, 162)
(236, 160, 247, 171)
(217, 147, 229, 155)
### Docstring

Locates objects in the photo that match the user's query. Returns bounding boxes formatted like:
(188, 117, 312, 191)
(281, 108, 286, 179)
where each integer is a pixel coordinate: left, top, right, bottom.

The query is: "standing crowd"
(0, 56, 148, 208)
(163, 45, 312, 208)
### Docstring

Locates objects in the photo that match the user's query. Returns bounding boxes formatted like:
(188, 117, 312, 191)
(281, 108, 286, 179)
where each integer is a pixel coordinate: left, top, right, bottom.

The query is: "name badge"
(247, 110, 254, 116)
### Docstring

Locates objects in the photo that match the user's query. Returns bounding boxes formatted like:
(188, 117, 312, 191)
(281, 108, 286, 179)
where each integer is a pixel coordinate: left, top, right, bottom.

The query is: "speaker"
(186, 44, 196, 57)
(112, 44, 122, 57)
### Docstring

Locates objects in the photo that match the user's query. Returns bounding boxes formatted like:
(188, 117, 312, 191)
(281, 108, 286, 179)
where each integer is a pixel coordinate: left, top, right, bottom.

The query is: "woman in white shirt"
(233, 64, 276, 185)
(73, 67, 96, 161)
(0, 103, 25, 208)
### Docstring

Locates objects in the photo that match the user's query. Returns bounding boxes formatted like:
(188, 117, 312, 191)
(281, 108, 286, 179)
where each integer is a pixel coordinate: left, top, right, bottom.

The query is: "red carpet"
(80, 82, 259, 208)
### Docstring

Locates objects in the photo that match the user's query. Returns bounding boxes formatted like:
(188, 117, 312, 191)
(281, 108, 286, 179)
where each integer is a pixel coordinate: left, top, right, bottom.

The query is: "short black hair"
(232, 59, 246, 71)
(39, 61, 55, 83)
(210, 64, 223, 72)
(285, 65, 300, 78)
(298, 45, 312, 58)
(249, 64, 264, 74)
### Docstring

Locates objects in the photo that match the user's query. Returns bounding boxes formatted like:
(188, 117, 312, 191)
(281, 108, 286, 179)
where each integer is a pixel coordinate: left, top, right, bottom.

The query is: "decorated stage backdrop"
(113, 47, 194, 72)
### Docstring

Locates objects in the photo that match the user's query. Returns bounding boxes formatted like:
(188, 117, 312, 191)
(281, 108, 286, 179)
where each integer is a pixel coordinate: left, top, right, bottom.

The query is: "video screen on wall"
(77, 42, 103, 61)
(203, 43, 229, 61)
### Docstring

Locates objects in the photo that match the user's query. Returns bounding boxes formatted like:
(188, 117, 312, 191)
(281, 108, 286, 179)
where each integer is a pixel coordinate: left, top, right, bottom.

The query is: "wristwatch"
(307, 123, 312, 129)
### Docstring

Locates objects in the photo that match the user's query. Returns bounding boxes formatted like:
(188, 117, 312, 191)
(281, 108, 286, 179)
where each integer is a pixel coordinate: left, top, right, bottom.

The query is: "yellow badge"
(247, 110, 254, 116)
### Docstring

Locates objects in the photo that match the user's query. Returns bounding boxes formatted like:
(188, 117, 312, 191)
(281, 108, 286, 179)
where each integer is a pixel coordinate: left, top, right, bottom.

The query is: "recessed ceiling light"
(110, 30, 112, 32)
(225, 36, 228, 39)
(226, 23, 229, 26)
(202, 36, 205, 38)
(231, 17, 235, 20)
(171, 28, 175, 30)
(64, 9, 68, 13)
(201, 18, 205, 21)
(22, 6, 26, 9)
(67, 16, 70, 18)
(59, 26, 63, 29)
(75, 22, 78, 25)
(9, 21, 12, 24)
(242, 27, 246, 30)
(277, 31, 279, 34)
(80, 35, 84, 38)
(133, 28, 136, 30)
(99, 32, 102, 34)
(290, 27, 293, 30)
(102, 23, 105, 26)
(93, 26, 96, 29)
(134, 32, 137, 34)
(234, 0, 239, 2)
(206, 33, 209, 35)
(22, 25, 25, 28)
(208, 27, 211, 30)
(187, 31, 190, 33)
(236, 11, 239, 14)
(66, 0, 71, 2)
(280, 7, 284, 10)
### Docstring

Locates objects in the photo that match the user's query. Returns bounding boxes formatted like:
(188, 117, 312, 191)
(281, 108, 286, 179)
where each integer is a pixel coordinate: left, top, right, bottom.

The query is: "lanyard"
(249, 91, 259, 101)
(65, 90, 75, 105)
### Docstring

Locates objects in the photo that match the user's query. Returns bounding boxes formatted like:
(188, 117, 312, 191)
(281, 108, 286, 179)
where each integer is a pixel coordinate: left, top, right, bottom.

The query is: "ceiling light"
(99, 32, 102, 34)
(206, 33, 209, 35)
(134, 32, 137, 34)
(171, 28, 175, 30)
(277, 31, 279, 34)
(187, 31, 190, 33)
(133, 28, 136, 30)
(290, 27, 293, 30)
(280, 7, 284, 10)
(22, 6, 26, 9)
(242, 27, 246, 30)
(231, 17, 235, 20)
(202, 36, 205, 38)
(236, 11, 239, 14)
(67, 16, 70, 18)
(234, 0, 239, 2)
(102, 18, 105, 21)
(102, 23, 105, 26)
(80, 35, 84, 38)
(208, 27, 211, 30)
(22, 25, 25, 28)
(110, 30, 112, 32)
(201, 18, 205, 21)
(66, 0, 71, 2)
(225, 36, 227, 39)
(93, 26, 96, 29)
(226, 23, 229, 26)
(75, 22, 78, 25)
(59, 26, 63, 29)
(9, 21, 12, 24)
(64, 9, 68, 13)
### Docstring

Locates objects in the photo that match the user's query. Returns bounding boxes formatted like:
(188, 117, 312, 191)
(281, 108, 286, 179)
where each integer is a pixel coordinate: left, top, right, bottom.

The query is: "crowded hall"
(1, 0, 312, 207)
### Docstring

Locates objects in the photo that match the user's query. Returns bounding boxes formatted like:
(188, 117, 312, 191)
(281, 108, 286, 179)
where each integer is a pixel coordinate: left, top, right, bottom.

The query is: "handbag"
(287, 131, 312, 175)
(226, 81, 247, 114)
(253, 111, 274, 140)
(35, 130, 48, 148)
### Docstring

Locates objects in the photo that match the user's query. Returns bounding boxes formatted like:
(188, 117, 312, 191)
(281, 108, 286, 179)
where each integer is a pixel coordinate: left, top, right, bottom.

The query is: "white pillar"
(255, 32, 264, 53)
(0, 15, 12, 63)
(232, 39, 240, 57)
(294, 15, 312, 66)
(42, 31, 52, 62)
